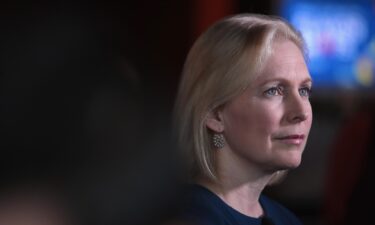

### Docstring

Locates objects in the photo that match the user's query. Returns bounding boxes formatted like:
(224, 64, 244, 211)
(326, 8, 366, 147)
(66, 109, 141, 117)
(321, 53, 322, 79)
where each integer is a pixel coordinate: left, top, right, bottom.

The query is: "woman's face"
(218, 40, 312, 172)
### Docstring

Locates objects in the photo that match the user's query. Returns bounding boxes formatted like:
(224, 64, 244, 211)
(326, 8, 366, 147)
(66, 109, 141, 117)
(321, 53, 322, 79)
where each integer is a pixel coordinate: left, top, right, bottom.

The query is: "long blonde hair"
(174, 13, 306, 181)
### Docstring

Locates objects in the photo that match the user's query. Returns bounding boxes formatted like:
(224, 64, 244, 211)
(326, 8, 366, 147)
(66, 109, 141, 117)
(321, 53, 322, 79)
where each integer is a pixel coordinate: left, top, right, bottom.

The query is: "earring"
(212, 133, 225, 149)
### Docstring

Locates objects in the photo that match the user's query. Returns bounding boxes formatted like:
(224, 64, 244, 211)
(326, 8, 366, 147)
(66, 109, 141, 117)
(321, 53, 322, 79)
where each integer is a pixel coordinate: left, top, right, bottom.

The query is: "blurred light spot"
(370, 39, 375, 54)
(356, 57, 374, 87)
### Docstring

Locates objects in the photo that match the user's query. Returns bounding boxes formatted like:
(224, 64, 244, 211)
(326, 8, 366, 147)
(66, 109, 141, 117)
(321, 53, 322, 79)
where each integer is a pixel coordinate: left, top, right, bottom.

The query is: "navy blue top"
(179, 184, 302, 225)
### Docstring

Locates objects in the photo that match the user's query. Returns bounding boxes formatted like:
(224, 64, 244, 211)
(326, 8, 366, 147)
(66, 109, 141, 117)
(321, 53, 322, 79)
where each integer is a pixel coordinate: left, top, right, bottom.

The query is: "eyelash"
(264, 86, 312, 98)
(299, 87, 312, 97)
(264, 86, 283, 96)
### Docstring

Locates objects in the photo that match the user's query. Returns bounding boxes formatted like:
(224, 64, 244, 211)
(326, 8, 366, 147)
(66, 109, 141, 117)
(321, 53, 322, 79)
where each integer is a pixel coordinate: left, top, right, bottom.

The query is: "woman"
(173, 14, 312, 225)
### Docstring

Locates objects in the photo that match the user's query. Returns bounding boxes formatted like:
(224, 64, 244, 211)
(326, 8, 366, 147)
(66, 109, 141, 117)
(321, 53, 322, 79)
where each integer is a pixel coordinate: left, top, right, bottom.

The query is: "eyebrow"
(257, 77, 313, 86)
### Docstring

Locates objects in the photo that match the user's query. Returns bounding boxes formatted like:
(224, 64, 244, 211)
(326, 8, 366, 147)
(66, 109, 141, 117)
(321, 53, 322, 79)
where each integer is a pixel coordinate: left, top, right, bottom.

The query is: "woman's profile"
(173, 13, 312, 225)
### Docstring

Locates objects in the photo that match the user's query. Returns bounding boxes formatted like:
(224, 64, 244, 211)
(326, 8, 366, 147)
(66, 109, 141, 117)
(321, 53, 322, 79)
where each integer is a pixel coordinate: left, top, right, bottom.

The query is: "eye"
(299, 87, 312, 97)
(264, 86, 283, 97)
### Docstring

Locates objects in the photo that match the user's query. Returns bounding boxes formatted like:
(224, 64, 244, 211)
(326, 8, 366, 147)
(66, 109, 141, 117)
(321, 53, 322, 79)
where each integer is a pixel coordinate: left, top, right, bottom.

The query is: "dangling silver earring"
(212, 133, 225, 149)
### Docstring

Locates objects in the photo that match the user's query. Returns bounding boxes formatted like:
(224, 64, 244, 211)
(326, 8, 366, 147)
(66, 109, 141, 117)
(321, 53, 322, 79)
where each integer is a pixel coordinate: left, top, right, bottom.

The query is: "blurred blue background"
(281, 0, 375, 91)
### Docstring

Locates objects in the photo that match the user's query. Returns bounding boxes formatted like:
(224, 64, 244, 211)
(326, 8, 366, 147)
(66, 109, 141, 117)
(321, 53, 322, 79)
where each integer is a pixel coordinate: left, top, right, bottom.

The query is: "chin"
(284, 161, 301, 169)
(284, 158, 302, 169)
(266, 157, 301, 172)
(278, 153, 302, 170)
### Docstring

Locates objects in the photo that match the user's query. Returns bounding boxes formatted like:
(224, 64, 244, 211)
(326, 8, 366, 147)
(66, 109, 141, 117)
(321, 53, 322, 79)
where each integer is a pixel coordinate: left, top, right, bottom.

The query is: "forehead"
(253, 40, 310, 84)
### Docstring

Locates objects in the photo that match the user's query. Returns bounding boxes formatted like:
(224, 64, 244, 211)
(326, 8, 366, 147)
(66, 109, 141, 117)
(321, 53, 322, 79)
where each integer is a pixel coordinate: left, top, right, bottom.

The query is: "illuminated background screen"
(280, 0, 375, 90)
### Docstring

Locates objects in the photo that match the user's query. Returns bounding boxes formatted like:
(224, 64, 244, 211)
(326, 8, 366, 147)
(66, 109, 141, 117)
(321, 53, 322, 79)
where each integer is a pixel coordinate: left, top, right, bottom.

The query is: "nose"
(285, 92, 311, 124)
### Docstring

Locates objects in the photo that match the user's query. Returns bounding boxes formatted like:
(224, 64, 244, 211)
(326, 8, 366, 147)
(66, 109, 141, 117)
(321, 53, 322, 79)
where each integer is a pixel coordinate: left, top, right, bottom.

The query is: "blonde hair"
(173, 13, 306, 181)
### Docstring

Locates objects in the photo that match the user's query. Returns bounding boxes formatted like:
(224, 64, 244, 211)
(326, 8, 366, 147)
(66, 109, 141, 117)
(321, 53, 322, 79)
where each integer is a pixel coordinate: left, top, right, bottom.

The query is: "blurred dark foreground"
(0, 1, 188, 225)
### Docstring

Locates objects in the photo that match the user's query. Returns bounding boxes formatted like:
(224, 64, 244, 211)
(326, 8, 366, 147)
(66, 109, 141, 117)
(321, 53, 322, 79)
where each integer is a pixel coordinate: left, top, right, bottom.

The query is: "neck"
(201, 180, 266, 217)
(197, 149, 276, 218)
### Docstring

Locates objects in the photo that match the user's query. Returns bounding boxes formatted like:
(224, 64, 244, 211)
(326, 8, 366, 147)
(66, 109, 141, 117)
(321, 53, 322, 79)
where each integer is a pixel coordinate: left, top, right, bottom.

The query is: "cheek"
(223, 109, 252, 135)
(305, 104, 313, 131)
(253, 104, 283, 135)
(222, 103, 254, 142)
(307, 112, 313, 132)
(224, 103, 281, 137)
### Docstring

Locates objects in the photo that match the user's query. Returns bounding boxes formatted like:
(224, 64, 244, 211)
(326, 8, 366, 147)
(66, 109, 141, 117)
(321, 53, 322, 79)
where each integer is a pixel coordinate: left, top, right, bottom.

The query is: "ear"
(205, 109, 224, 133)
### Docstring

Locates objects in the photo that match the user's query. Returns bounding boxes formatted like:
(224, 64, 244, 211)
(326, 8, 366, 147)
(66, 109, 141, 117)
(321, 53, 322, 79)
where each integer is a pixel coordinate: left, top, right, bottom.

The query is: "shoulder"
(260, 195, 303, 225)
(176, 185, 230, 225)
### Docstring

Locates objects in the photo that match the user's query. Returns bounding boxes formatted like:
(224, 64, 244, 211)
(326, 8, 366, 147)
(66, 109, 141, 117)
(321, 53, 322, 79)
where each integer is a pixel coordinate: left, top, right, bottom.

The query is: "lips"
(274, 134, 305, 145)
